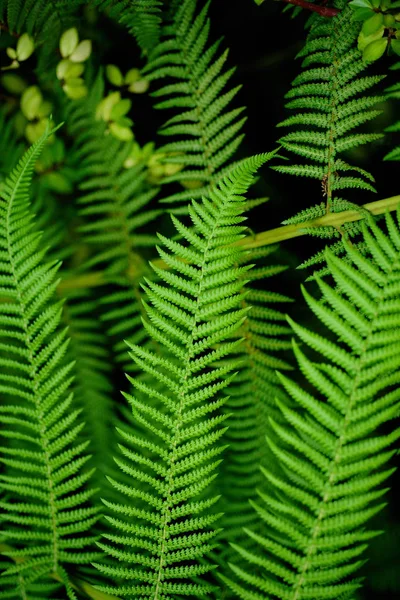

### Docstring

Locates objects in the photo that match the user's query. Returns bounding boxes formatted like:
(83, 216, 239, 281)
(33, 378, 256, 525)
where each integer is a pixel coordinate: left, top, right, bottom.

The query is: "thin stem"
(257, 0, 339, 17)
(56, 195, 400, 293)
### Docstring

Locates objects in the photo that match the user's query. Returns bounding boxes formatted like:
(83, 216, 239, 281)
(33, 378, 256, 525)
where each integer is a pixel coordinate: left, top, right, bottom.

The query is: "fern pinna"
(94, 154, 275, 598)
(143, 0, 246, 210)
(0, 128, 98, 597)
(223, 208, 400, 600)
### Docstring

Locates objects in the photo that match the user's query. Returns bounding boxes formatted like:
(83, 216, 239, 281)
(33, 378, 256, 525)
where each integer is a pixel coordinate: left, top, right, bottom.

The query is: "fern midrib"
(325, 12, 346, 211)
(5, 161, 60, 573)
(177, 26, 217, 181)
(290, 257, 398, 599)
(153, 196, 227, 599)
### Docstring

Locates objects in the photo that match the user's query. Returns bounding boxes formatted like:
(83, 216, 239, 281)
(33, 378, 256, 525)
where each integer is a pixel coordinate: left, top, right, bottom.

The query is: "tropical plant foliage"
(0, 0, 398, 599)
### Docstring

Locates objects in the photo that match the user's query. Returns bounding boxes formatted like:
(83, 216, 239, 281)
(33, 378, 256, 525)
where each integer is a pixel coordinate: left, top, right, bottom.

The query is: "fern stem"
(279, 0, 340, 18)
(236, 195, 400, 248)
(56, 195, 400, 293)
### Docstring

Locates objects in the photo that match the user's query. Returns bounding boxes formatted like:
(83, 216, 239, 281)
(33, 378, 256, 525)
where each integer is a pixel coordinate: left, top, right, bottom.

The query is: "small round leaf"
(60, 27, 79, 58)
(20, 85, 42, 120)
(70, 40, 92, 63)
(1, 73, 27, 94)
(109, 123, 134, 141)
(106, 64, 123, 87)
(16, 33, 35, 62)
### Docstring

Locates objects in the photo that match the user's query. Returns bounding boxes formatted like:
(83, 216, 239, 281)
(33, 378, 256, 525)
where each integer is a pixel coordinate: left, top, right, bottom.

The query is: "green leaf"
(16, 33, 35, 62)
(1, 73, 27, 94)
(60, 27, 79, 58)
(350, 0, 373, 8)
(70, 40, 92, 63)
(109, 122, 134, 141)
(363, 37, 388, 62)
(20, 86, 42, 120)
(392, 39, 400, 55)
(106, 64, 124, 87)
(362, 12, 384, 36)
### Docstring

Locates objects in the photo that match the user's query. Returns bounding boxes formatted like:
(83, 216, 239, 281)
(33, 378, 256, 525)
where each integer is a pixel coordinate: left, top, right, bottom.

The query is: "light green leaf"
(106, 64, 123, 87)
(109, 122, 134, 141)
(1, 73, 27, 94)
(70, 40, 92, 63)
(125, 68, 141, 85)
(392, 39, 400, 56)
(60, 27, 79, 58)
(363, 37, 388, 62)
(20, 86, 42, 120)
(362, 12, 384, 36)
(16, 33, 35, 62)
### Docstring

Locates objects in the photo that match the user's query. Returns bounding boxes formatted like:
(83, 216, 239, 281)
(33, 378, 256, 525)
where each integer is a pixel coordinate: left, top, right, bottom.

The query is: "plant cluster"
(0, 0, 399, 599)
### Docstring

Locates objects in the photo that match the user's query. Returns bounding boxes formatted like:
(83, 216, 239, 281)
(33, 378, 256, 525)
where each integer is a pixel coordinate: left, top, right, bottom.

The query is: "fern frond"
(62, 290, 114, 483)
(0, 128, 98, 590)
(142, 0, 246, 210)
(93, 0, 162, 55)
(217, 245, 293, 557)
(94, 153, 275, 598)
(67, 74, 161, 278)
(223, 207, 400, 600)
(273, 0, 384, 204)
(0, 0, 81, 39)
(384, 61, 400, 162)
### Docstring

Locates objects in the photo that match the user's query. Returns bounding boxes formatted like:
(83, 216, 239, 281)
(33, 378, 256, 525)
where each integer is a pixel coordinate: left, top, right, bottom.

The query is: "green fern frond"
(94, 153, 275, 598)
(217, 245, 293, 557)
(66, 73, 160, 277)
(0, 0, 81, 38)
(223, 207, 400, 600)
(0, 128, 98, 591)
(62, 290, 114, 483)
(142, 0, 246, 210)
(383, 61, 400, 162)
(93, 0, 162, 55)
(273, 0, 384, 204)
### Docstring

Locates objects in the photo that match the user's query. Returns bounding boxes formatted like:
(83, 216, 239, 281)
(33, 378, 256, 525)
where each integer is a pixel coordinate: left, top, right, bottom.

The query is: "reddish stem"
(281, 0, 340, 17)
(0, 22, 20, 37)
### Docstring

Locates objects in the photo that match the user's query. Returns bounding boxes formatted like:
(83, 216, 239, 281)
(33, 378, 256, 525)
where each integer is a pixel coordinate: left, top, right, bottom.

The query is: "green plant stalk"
(57, 195, 400, 293)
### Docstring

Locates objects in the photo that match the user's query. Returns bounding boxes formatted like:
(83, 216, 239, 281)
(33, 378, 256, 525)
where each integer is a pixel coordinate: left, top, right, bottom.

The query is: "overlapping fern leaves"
(66, 72, 160, 367)
(143, 0, 246, 210)
(0, 0, 81, 39)
(223, 207, 400, 600)
(0, 128, 99, 595)
(93, 0, 162, 55)
(94, 154, 274, 598)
